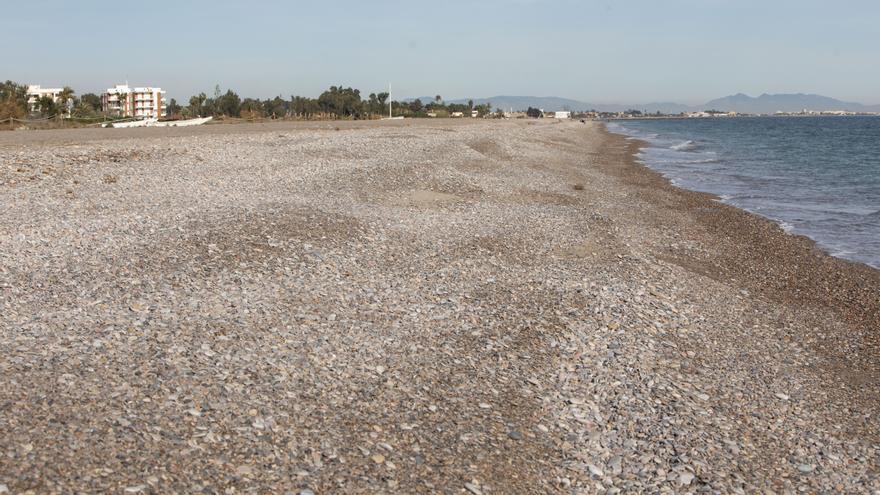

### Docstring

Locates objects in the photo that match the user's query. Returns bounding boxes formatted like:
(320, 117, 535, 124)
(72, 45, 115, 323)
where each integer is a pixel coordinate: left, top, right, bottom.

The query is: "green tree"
(36, 95, 58, 117)
(216, 89, 241, 117)
(80, 93, 102, 112)
(526, 107, 542, 118)
(262, 96, 288, 118)
(240, 98, 263, 119)
(0, 81, 27, 121)
(377, 92, 390, 116)
(317, 86, 363, 118)
(291, 95, 312, 117)
(72, 93, 102, 118)
(189, 92, 207, 116)
(167, 98, 182, 117)
(367, 93, 379, 115)
(58, 86, 75, 116)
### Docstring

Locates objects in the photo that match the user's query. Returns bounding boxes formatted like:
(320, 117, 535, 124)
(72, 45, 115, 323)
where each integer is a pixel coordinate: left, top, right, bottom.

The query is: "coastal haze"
(3, 1, 880, 494)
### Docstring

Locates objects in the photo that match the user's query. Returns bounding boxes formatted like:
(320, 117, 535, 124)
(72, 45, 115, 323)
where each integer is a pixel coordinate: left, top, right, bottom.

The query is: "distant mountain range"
(408, 94, 880, 114)
(701, 93, 880, 114)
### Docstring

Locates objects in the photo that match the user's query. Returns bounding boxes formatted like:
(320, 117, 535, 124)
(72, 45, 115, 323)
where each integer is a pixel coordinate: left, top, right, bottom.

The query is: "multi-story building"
(26, 85, 66, 113)
(103, 84, 166, 119)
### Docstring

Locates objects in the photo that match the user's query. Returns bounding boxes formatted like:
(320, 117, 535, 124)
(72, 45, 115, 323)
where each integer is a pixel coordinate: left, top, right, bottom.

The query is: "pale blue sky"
(3, 0, 878, 104)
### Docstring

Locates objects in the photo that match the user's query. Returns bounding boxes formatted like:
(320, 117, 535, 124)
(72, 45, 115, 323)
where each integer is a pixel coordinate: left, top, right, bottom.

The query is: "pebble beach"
(1, 119, 878, 494)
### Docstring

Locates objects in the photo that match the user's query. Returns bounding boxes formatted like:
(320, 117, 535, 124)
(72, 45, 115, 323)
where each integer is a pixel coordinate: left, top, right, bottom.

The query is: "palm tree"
(58, 86, 75, 117)
(114, 91, 128, 116)
(435, 95, 442, 104)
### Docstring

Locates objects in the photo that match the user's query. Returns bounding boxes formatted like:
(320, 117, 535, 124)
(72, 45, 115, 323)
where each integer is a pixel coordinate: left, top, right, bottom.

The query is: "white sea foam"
(670, 140, 698, 151)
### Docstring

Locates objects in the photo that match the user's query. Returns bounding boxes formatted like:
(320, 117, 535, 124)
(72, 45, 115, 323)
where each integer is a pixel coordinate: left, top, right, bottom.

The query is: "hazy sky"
(3, 0, 878, 104)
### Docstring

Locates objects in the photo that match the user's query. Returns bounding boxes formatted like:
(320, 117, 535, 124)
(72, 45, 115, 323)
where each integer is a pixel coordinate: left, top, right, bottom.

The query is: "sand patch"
(467, 139, 510, 160)
(551, 238, 620, 262)
(387, 189, 463, 207)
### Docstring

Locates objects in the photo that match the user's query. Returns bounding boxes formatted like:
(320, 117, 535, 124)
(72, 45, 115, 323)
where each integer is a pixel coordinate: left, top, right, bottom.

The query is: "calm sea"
(605, 116, 880, 269)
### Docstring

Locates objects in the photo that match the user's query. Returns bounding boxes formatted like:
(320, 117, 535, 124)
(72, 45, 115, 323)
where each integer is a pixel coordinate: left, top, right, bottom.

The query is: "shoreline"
(607, 118, 879, 272)
(598, 122, 880, 376)
(604, 121, 880, 271)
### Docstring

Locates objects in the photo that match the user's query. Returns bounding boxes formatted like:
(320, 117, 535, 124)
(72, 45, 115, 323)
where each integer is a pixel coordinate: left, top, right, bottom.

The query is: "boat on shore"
(105, 116, 212, 128)
(105, 118, 156, 128)
(150, 117, 213, 127)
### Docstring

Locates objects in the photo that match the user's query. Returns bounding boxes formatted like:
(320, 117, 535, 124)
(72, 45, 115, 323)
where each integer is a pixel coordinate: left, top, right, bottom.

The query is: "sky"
(3, 0, 879, 105)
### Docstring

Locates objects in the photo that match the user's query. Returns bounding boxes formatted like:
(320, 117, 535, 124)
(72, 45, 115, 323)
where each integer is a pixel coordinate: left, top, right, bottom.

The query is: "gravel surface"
(1, 119, 878, 493)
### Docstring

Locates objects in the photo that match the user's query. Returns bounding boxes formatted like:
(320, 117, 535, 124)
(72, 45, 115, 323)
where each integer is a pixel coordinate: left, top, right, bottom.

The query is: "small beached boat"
(106, 118, 156, 128)
(105, 116, 213, 128)
(150, 117, 213, 127)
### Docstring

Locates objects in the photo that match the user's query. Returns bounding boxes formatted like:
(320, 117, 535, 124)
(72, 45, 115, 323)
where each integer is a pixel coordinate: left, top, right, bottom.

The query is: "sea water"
(605, 116, 880, 269)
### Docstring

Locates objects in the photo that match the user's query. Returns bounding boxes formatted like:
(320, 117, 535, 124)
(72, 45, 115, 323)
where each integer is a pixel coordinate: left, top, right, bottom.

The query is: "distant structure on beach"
(554, 111, 572, 119)
(26, 85, 66, 113)
(102, 84, 167, 119)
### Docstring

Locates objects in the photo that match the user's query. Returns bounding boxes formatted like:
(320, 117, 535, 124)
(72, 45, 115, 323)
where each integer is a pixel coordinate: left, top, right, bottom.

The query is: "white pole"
(389, 83, 392, 119)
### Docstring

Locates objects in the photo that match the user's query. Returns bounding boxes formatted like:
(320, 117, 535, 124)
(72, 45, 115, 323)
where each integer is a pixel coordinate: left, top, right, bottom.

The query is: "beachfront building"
(102, 84, 167, 119)
(26, 85, 66, 113)
(554, 111, 572, 119)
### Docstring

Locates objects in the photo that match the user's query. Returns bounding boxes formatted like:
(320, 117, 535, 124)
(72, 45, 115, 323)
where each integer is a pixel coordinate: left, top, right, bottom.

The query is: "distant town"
(1, 80, 877, 130)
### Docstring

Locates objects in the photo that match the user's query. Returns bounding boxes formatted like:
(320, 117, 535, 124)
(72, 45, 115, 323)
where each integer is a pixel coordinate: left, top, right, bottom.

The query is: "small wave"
(670, 140, 698, 151)
(830, 249, 855, 258)
(645, 157, 719, 166)
(778, 221, 796, 233)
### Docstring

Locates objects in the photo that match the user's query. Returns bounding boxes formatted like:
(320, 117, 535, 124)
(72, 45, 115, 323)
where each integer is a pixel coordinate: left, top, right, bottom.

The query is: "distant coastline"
(604, 112, 880, 121)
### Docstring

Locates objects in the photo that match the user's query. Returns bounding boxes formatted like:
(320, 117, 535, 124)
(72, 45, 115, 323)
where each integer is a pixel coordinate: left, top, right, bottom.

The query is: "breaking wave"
(670, 140, 698, 151)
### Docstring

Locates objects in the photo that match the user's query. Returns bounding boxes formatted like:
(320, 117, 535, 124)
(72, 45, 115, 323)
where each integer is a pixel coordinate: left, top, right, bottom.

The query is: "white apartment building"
(26, 85, 66, 113)
(103, 84, 166, 119)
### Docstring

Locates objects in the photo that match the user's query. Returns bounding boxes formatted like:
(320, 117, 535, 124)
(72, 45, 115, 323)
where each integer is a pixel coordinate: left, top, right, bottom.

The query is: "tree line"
(0, 80, 716, 125)
(2, 80, 502, 122)
(175, 85, 495, 120)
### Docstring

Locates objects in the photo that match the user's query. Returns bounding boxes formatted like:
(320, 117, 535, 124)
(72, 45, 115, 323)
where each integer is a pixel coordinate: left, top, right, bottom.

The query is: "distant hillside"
(704, 93, 880, 114)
